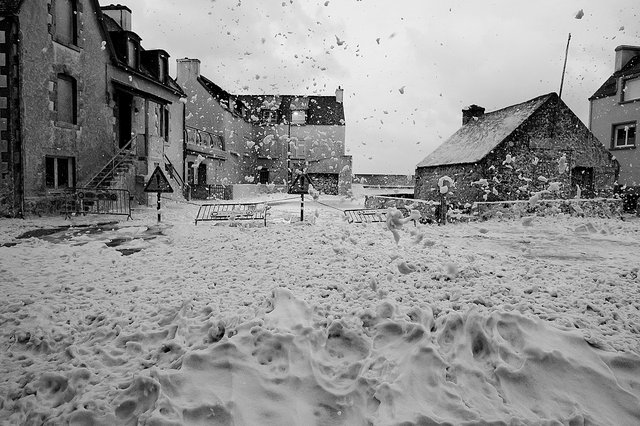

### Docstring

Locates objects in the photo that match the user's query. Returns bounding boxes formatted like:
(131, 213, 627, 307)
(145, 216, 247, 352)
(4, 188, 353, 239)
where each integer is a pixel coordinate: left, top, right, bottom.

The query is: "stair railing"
(85, 136, 137, 189)
(163, 154, 186, 189)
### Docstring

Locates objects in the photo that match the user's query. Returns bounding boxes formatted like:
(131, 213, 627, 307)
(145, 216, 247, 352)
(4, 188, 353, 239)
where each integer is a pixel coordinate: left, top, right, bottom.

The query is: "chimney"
(335, 86, 344, 103)
(101, 5, 132, 31)
(462, 104, 485, 125)
(176, 58, 201, 84)
(614, 45, 640, 72)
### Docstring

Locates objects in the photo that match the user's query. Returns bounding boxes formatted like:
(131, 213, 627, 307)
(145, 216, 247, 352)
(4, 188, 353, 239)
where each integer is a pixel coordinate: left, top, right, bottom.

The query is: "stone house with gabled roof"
(0, 1, 185, 216)
(176, 58, 352, 197)
(414, 92, 618, 204)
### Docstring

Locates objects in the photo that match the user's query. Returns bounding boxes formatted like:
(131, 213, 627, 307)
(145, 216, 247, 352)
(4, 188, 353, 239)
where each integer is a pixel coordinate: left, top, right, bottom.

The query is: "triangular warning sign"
(144, 166, 174, 193)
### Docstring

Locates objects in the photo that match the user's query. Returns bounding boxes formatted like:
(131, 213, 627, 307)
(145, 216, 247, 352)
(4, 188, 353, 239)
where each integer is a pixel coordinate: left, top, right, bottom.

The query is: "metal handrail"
(163, 154, 185, 189)
(85, 136, 136, 188)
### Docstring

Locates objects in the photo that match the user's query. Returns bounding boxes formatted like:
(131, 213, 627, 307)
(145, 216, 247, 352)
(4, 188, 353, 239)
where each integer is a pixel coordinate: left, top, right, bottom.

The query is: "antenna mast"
(559, 33, 572, 99)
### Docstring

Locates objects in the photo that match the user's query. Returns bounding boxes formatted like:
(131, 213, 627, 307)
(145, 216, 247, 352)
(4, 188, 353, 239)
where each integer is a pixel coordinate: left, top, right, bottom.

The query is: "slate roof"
(590, 54, 640, 100)
(100, 12, 184, 97)
(201, 81, 345, 126)
(0, 0, 23, 14)
(416, 93, 554, 168)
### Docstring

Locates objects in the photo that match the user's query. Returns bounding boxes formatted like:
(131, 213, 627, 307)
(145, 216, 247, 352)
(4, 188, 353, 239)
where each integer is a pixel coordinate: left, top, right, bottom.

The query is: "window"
(290, 110, 306, 125)
(187, 161, 194, 185)
(261, 109, 278, 124)
(55, 0, 78, 46)
(45, 156, 75, 189)
(622, 77, 640, 102)
(158, 56, 168, 83)
(159, 105, 169, 141)
(613, 123, 636, 149)
(57, 74, 77, 124)
(290, 138, 306, 158)
(127, 38, 139, 69)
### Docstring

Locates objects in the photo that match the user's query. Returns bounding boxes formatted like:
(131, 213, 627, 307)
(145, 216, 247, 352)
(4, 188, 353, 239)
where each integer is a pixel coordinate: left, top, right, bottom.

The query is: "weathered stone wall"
(414, 163, 483, 205)
(355, 174, 414, 187)
(365, 194, 624, 223)
(19, 0, 115, 202)
(473, 198, 624, 220)
(0, 16, 20, 216)
(415, 95, 619, 205)
(309, 173, 338, 195)
(364, 195, 439, 222)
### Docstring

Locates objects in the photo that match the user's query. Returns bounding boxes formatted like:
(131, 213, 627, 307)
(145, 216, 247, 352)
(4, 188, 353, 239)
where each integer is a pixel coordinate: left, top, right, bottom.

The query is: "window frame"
(290, 110, 307, 125)
(54, 0, 78, 47)
(612, 122, 637, 150)
(45, 156, 76, 190)
(56, 73, 77, 125)
(261, 109, 279, 125)
(621, 76, 640, 103)
(159, 105, 169, 142)
(126, 37, 139, 69)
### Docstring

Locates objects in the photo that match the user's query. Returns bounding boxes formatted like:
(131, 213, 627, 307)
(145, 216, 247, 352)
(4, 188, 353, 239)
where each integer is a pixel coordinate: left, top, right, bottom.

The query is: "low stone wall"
(231, 184, 288, 199)
(365, 195, 626, 223)
(364, 195, 439, 222)
(472, 198, 624, 220)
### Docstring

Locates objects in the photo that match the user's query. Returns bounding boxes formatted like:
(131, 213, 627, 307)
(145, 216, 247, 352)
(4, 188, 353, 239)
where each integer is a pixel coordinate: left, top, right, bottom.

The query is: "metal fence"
(62, 188, 132, 219)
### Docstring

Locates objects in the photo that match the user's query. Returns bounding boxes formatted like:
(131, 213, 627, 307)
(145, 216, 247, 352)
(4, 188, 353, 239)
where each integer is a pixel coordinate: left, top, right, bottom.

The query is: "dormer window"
(126, 37, 139, 69)
(622, 77, 640, 102)
(158, 55, 168, 83)
(54, 0, 78, 46)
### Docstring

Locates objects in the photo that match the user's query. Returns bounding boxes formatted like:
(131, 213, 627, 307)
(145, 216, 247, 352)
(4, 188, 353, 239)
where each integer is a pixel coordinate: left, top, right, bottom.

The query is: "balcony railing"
(185, 125, 225, 151)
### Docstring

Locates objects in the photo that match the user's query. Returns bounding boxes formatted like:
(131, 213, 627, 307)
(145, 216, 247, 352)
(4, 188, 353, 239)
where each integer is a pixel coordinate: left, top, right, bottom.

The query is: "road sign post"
(287, 162, 313, 222)
(144, 166, 174, 223)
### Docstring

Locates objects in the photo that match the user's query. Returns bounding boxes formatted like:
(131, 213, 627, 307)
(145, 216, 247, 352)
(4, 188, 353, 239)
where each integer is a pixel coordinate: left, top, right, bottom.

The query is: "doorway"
(197, 163, 207, 185)
(259, 168, 269, 184)
(571, 166, 594, 198)
(116, 91, 133, 149)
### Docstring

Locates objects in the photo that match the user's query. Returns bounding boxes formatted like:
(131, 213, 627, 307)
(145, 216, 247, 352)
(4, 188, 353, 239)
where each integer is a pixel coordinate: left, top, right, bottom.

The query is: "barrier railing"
(62, 188, 132, 219)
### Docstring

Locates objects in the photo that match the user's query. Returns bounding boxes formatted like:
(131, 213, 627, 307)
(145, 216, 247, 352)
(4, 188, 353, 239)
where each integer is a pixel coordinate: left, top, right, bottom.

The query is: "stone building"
(0, 1, 184, 216)
(589, 45, 640, 188)
(176, 58, 352, 197)
(414, 92, 619, 204)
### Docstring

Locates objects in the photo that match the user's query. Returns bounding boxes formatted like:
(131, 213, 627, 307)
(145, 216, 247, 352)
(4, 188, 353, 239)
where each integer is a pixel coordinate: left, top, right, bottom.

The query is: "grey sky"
(102, 0, 640, 174)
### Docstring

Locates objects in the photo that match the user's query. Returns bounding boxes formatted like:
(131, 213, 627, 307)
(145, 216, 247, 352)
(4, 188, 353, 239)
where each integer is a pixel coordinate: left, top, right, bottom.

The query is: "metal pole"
(559, 33, 571, 99)
(156, 175, 161, 223)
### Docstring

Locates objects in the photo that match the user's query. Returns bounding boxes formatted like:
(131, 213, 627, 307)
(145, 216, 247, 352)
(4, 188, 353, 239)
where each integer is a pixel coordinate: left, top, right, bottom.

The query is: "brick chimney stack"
(176, 58, 201, 85)
(614, 45, 640, 72)
(462, 104, 485, 125)
(101, 5, 132, 31)
(335, 86, 344, 103)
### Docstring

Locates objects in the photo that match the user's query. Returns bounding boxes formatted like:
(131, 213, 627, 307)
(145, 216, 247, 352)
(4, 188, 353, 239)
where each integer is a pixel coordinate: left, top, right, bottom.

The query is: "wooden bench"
(344, 207, 417, 225)
(195, 202, 268, 226)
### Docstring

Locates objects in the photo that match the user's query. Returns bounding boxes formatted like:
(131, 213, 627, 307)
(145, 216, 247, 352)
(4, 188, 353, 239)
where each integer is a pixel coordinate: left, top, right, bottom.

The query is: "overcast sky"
(101, 0, 640, 174)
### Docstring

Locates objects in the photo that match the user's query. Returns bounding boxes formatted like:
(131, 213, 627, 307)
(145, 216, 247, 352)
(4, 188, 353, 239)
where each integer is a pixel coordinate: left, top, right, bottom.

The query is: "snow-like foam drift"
(4, 288, 639, 425)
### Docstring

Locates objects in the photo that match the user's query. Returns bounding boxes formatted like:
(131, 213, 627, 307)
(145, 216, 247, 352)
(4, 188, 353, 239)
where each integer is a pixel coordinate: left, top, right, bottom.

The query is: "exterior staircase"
(84, 138, 136, 189)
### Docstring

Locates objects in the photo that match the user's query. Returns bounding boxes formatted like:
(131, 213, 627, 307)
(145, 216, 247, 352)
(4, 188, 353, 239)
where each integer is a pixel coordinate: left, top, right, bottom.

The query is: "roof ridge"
(482, 92, 556, 116)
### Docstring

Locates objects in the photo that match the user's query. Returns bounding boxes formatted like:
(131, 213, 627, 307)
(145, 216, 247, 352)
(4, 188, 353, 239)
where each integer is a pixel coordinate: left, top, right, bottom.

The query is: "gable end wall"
(415, 97, 618, 204)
